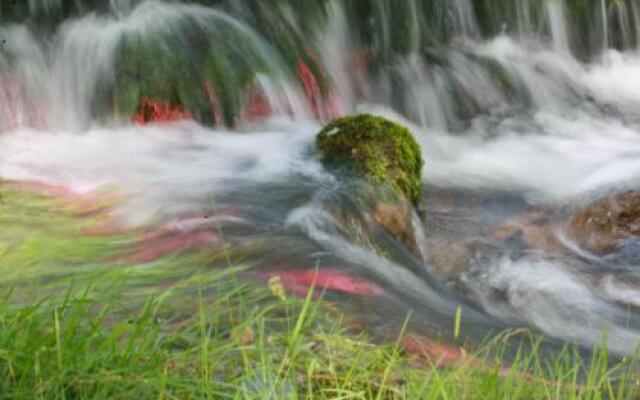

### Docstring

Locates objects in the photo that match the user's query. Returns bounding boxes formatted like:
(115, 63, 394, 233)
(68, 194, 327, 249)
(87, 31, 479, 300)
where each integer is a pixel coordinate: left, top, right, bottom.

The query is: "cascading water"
(4, 0, 640, 356)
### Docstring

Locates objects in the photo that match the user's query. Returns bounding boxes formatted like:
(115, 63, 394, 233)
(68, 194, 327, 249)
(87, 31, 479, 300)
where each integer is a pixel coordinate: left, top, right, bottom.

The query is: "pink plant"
(264, 268, 382, 298)
(132, 97, 192, 124)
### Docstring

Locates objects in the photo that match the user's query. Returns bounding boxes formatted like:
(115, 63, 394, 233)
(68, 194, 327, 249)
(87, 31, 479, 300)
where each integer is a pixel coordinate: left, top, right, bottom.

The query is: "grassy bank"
(0, 183, 639, 399)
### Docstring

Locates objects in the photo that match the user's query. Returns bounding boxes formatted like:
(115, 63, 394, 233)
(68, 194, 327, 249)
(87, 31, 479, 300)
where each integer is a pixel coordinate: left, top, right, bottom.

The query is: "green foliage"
(223, 0, 331, 94)
(316, 114, 424, 204)
(112, 10, 275, 127)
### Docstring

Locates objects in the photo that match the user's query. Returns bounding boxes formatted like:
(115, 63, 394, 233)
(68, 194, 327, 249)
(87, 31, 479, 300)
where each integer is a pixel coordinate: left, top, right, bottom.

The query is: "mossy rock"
(316, 114, 424, 204)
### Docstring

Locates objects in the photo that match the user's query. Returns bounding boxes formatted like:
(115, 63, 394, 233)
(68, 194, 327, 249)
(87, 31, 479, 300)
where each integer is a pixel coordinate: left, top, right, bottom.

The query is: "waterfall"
(602, 0, 610, 50)
(2, 0, 640, 131)
(547, 0, 571, 56)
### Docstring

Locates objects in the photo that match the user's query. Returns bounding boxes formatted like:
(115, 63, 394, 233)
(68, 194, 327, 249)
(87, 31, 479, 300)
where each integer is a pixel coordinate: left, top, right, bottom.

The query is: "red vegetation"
(297, 60, 344, 120)
(401, 334, 546, 384)
(133, 97, 192, 124)
(297, 61, 324, 118)
(204, 80, 223, 124)
(119, 229, 219, 263)
(240, 89, 273, 121)
(0, 76, 45, 130)
(400, 335, 468, 368)
(131, 52, 342, 126)
(265, 268, 382, 298)
(115, 211, 243, 263)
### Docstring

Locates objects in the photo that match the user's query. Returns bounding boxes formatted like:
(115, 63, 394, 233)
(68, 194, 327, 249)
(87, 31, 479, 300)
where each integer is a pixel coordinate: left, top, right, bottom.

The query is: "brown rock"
(327, 195, 420, 257)
(490, 207, 562, 252)
(371, 197, 417, 253)
(425, 240, 471, 279)
(488, 191, 640, 255)
(566, 191, 640, 253)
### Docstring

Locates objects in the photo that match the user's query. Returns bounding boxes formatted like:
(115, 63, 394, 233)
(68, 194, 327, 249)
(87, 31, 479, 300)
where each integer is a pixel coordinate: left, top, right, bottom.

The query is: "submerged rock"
(566, 190, 640, 253)
(490, 207, 561, 252)
(370, 198, 415, 249)
(485, 190, 640, 257)
(316, 114, 424, 253)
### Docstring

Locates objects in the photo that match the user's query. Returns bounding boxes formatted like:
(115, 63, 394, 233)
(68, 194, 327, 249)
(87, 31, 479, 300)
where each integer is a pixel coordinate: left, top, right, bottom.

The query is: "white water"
(465, 256, 640, 355)
(0, 119, 326, 226)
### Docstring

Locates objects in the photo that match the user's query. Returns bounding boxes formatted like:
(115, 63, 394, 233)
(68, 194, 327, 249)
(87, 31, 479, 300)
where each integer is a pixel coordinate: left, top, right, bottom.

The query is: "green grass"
(0, 183, 640, 399)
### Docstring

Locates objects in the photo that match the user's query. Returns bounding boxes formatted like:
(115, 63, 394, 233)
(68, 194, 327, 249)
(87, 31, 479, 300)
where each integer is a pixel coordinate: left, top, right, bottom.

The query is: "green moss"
(316, 114, 424, 203)
(112, 14, 275, 127)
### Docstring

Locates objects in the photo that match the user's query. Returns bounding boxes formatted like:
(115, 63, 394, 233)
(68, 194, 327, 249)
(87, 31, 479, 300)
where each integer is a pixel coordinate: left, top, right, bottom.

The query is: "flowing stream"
(4, 0, 640, 356)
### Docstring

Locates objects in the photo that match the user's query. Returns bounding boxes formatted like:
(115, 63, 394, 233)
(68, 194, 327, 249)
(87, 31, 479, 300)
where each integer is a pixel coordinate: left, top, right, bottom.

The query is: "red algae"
(118, 229, 219, 263)
(0, 76, 46, 130)
(401, 335, 468, 368)
(265, 268, 382, 297)
(240, 89, 273, 122)
(132, 97, 192, 124)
